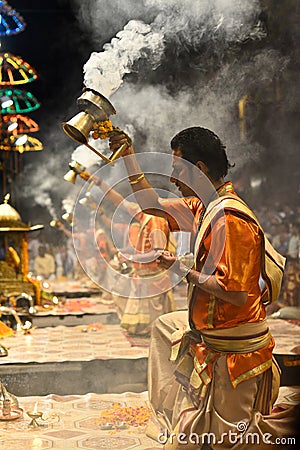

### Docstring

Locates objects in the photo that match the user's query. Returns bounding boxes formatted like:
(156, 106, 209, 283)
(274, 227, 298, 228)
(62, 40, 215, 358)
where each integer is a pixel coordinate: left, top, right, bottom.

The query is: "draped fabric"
(160, 182, 273, 386)
(146, 182, 299, 448)
(148, 312, 298, 450)
(119, 204, 175, 335)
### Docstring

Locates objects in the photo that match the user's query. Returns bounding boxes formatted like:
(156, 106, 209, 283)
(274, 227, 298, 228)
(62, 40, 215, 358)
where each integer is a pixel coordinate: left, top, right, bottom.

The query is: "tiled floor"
(1, 317, 299, 366)
(0, 323, 148, 364)
(0, 391, 162, 449)
(1, 280, 299, 448)
(1, 295, 300, 396)
(0, 322, 148, 396)
(0, 387, 299, 449)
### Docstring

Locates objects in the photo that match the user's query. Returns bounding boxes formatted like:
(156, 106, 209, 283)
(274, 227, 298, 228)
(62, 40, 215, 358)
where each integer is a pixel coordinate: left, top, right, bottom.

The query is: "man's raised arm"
(109, 133, 165, 217)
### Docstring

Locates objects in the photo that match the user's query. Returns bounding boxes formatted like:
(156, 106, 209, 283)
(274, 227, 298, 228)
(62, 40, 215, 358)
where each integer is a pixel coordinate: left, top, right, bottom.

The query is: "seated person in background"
(34, 245, 55, 280)
(55, 244, 77, 279)
(287, 223, 300, 264)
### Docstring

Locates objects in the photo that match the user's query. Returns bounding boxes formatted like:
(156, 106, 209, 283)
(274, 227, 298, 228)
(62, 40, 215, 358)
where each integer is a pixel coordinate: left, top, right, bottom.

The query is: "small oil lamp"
(27, 404, 43, 428)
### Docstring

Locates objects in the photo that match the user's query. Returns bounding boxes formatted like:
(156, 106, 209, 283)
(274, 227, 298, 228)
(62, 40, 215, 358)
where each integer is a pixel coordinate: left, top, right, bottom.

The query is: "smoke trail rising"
(80, 0, 265, 97)
(31, 191, 58, 220)
(62, 197, 75, 214)
(84, 20, 165, 97)
(17, 0, 299, 217)
(71, 144, 103, 167)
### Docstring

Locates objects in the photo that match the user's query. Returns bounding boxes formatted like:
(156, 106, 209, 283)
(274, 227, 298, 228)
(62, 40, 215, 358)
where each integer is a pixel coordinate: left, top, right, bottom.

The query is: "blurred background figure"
(55, 244, 77, 279)
(33, 245, 55, 280)
(287, 223, 300, 264)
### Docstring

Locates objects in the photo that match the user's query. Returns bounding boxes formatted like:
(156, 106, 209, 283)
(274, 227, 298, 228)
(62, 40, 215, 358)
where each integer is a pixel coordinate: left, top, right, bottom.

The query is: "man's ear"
(196, 161, 209, 175)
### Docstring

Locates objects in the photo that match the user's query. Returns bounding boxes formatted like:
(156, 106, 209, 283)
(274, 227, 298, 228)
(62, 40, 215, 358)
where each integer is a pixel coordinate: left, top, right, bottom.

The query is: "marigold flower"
(92, 120, 114, 140)
(97, 405, 152, 428)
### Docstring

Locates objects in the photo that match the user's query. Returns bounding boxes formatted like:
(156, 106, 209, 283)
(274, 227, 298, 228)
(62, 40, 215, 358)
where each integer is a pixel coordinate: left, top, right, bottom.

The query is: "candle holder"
(100, 422, 114, 430)
(0, 399, 23, 421)
(0, 408, 23, 421)
(26, 410, 43, 428)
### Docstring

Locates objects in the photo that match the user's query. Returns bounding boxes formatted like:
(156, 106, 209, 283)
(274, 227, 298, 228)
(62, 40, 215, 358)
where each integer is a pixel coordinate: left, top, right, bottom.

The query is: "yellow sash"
(189, 194, 285, 305)
(201, 319, 271, 353)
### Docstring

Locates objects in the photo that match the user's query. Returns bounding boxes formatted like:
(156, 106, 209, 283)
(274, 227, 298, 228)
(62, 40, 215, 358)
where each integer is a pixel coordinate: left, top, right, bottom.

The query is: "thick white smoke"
(84, 20, 165, 97)
(18, 0, 297, 219)
(81, 0, 265, 97)
(69, 0, 275, 173)
(71, 144, 103, 167)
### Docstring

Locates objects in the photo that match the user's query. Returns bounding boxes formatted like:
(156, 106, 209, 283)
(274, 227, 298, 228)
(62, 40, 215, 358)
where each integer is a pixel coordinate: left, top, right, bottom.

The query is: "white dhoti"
(147, 311, 299, 449)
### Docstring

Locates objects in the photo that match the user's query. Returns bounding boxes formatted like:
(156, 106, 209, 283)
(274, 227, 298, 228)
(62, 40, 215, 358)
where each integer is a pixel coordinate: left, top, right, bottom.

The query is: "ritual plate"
(0, 407, 23, 421)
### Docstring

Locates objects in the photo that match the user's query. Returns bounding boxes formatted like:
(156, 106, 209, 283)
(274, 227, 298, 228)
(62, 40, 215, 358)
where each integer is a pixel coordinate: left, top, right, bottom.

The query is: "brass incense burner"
(62, 88, 127, 164)
(0, 381, 23, 421)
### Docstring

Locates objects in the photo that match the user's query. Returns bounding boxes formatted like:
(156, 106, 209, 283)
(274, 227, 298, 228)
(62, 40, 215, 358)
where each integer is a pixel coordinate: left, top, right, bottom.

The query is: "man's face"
(170, 148, 196, 197)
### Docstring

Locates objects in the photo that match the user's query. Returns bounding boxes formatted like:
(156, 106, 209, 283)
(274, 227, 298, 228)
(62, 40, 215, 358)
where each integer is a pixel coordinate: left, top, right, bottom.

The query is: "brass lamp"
(63, 160, 86, 184)
(62, 88, 127, 164)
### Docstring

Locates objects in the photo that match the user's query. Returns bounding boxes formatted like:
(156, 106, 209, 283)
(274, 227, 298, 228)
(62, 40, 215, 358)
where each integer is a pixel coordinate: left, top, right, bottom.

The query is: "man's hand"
(109, 131, 133, 157)
(156, 251, 195, 280)
(156, 250, 177, 270)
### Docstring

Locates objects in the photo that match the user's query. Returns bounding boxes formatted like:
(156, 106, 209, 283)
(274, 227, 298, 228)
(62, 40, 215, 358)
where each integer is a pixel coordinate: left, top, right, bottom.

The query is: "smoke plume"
(69, 0, 298, 204)
(16, 0, 300, 218)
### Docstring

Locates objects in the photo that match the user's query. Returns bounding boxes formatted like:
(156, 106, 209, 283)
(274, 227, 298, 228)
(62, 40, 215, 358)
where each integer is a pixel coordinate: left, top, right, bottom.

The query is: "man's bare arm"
(156, 251, 248, 307)
(109, 134, 165, 216)
(187, 269, 248, 306)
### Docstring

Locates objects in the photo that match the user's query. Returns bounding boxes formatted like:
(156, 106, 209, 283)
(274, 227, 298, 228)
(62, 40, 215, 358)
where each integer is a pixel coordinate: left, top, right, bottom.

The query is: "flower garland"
(97, 403, 152, 428)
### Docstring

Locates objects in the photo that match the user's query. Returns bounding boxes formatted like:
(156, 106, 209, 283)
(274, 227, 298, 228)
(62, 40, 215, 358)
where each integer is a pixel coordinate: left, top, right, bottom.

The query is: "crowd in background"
(254, 202, 300, 312)
(254, 204, 300, 260)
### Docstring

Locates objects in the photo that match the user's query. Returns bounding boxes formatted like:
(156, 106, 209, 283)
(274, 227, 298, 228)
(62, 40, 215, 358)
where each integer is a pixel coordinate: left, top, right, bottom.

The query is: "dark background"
(1, 0, 88, 121)
(0, 0, 91, 224)
(0, 0, 299, 228)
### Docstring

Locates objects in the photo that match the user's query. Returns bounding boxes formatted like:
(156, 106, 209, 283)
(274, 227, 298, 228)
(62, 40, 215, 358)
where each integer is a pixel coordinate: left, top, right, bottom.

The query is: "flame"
(33, 402, 38, 414)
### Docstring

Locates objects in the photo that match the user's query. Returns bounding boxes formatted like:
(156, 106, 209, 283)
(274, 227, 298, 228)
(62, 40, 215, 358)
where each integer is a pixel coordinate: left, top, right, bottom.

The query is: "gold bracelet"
(128, 173, 145, 185)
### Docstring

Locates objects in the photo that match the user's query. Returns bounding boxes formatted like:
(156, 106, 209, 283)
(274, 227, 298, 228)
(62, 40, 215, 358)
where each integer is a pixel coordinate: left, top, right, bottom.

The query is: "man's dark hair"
(170, 127, 232, 180)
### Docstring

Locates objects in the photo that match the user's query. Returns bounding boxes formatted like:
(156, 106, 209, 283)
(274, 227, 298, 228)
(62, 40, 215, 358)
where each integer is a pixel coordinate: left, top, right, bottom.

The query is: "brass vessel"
(62, 89, 126, 164)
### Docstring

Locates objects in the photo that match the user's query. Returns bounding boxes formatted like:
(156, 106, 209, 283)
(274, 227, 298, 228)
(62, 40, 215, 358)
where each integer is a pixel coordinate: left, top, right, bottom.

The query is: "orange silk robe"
(125, 202, 170, 273)
(125, 202, 171, 295)
(160, 181, 274, 387)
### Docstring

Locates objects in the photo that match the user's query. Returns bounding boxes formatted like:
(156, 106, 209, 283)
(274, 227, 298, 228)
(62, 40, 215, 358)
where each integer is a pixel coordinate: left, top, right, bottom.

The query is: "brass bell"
(62, 89, 127, 164)
(62, 111, 95, 146)
(63, 160, 86, 184)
